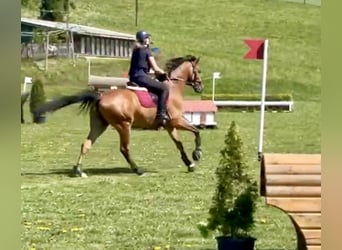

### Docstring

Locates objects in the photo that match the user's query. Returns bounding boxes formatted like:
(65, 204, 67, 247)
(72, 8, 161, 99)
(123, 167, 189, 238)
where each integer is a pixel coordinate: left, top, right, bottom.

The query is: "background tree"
(21, 0, 40, 11)
(40, 0, 76, 22)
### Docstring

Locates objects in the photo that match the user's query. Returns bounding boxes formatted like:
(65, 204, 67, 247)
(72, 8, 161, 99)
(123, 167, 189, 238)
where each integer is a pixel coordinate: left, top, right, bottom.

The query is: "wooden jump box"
(260, 153, 321, 250)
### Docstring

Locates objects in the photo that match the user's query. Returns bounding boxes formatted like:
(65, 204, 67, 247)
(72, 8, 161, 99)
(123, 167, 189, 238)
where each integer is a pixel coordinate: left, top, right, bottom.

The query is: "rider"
(128, 30, 170, 126)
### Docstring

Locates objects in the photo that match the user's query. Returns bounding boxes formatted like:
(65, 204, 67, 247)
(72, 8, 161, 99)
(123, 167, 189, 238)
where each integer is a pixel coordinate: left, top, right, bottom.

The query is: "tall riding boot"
(156, 107, 169, 126)
(156, 91, 170, 126)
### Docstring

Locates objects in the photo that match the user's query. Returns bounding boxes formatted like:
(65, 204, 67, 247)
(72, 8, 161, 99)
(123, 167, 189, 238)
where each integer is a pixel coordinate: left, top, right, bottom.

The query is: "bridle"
(168, 61, 203, 92)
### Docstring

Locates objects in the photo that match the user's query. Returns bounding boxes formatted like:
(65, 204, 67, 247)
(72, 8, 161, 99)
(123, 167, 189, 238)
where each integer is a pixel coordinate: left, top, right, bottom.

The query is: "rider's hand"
(156, 70, 165, 75)
(155, 71, 168, 82)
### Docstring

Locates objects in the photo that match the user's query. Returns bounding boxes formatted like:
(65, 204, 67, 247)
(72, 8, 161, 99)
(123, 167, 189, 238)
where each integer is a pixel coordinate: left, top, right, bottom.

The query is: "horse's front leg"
(165, 126, 195, 172)
(172, 117, 202, 162)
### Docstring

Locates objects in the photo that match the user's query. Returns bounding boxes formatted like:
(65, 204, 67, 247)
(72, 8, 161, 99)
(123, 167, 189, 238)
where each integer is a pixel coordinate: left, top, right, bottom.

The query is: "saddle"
(125, 73, 169, 108)
(126, 81, 164, 109)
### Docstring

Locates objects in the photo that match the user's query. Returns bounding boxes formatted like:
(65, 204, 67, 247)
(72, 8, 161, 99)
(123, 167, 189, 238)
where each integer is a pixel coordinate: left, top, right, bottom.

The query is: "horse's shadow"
(21, 166, 159, 177)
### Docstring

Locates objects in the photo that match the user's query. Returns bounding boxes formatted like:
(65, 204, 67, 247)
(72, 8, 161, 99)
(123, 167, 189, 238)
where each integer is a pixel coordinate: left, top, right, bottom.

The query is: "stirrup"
(155, 112, 170, 126)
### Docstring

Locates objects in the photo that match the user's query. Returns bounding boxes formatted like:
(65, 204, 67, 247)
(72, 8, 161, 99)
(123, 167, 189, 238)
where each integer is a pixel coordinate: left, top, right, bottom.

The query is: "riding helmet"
(136, 30, 150, 42)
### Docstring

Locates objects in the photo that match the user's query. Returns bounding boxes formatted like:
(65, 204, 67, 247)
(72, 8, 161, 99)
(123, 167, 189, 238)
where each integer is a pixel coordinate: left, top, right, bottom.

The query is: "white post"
(23, 77, 32, 93)
(70, 31, 76, 66)
(212, 72, 221, 101)
(88, 58, 91, 80)
(23, 80, 27, 93)
(258, 39, 269, 161)
(45, 32, 50, 72)
(212, 76, 216, 101)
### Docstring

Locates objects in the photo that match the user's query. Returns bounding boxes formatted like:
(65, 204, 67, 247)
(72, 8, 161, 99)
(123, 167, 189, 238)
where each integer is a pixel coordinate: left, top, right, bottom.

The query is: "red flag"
(244, 39, 265, 60)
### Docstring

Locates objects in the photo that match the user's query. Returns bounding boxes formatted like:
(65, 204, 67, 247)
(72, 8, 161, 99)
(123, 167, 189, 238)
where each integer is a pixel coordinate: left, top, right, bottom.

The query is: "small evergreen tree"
(198, 121, 258, 239)
(29, 79, 47, 123)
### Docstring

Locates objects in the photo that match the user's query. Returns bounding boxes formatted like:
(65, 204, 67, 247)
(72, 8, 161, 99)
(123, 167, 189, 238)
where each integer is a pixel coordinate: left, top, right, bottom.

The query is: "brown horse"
(34, 55, 204, 177)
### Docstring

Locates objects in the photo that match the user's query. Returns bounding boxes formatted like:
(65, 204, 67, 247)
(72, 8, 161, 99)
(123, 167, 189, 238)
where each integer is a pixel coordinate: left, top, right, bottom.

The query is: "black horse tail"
(33, 90, 100, 117)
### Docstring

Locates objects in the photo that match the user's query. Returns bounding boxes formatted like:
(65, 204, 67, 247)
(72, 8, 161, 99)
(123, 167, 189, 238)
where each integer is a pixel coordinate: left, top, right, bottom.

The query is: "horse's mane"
(164, 55, 197, 73)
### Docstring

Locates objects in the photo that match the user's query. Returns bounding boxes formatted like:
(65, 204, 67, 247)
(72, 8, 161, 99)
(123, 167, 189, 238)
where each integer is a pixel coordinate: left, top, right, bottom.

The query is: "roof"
(182, 100, 218, 112)
(21, 17, 135, 40)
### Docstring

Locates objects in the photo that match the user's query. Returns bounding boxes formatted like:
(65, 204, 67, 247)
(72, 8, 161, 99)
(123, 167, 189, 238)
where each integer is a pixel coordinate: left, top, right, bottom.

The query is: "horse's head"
(186, 56, 203, 93)
(165, 55, 204, 93)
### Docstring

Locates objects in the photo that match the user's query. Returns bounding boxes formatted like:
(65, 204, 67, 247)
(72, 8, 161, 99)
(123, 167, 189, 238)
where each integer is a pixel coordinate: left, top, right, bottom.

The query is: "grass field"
(21, 0, 320, 101)
(21, 103, 320, 250)
(21, 0, 320, 249)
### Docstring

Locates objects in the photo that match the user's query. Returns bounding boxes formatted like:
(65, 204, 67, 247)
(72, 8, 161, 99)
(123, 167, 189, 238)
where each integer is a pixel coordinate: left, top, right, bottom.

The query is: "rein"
(169, 77, 186, 82)
(167, 66, 194, 83)
(164, 60, 201, 92)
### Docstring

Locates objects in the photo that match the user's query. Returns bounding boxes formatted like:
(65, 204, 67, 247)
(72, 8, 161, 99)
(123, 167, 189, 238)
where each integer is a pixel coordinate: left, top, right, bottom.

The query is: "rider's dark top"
(128, 46, 152, 80)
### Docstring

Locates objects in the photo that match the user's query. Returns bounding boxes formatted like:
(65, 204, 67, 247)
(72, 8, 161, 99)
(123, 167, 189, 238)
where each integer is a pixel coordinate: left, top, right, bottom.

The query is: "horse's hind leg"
(165, 126, 195, 172)
(113, 121, 144, 175)
(72, 108, 108, 177)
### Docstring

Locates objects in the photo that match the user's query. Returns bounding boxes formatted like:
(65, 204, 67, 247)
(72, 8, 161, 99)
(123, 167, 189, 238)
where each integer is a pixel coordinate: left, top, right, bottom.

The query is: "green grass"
(21, 103, 320, 250)
(21, 0, 320, 249)
(21, 0, 320, 100)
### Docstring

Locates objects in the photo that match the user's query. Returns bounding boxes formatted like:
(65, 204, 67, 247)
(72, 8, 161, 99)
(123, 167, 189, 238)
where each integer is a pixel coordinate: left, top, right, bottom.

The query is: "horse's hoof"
(192, 150, 202, 161)
(133, 167, 145, 175)
(71, 165, 88, 178)
(187, 163, 195, 172)
(80, 172, 88, 178)
(70, 171, 88, 178)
